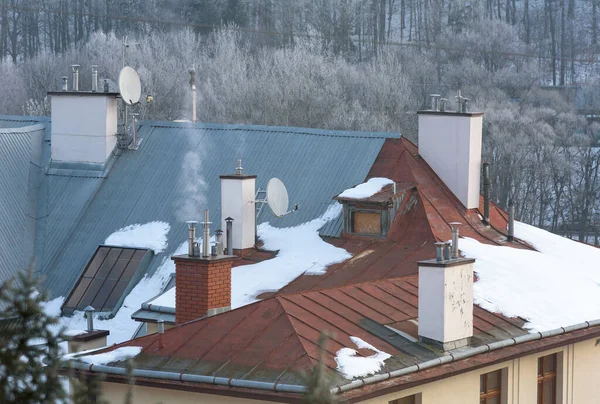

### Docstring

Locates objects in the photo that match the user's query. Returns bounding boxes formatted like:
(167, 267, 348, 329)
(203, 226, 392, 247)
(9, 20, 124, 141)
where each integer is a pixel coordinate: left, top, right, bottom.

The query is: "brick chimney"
(418, 240, 474, 350)
(417, 94, 483, 209)
(172, 231, 236, 324)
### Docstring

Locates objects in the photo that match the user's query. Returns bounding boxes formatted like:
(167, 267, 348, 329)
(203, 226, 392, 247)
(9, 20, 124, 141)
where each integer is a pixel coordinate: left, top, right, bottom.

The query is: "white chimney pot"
(220, 169, 256, 251)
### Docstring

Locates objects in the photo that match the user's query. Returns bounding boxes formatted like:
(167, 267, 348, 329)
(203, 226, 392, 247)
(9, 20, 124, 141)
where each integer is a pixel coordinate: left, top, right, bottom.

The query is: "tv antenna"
(118, 66, 142, 149)
(256, 178, 299, 218)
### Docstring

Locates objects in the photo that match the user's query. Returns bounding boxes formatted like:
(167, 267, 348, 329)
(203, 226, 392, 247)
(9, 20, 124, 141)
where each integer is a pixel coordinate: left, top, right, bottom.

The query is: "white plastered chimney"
(220, 160, 256, 251)
(418, 255, 474, 350)
(417, 110, 483, 209)
(49, 85, 119, 165)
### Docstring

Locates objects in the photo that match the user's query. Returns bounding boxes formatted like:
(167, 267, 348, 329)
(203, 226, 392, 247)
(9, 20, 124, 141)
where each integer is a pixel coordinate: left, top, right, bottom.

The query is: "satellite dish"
(118, 66, 141, 105)
(266, 178, 289, 217)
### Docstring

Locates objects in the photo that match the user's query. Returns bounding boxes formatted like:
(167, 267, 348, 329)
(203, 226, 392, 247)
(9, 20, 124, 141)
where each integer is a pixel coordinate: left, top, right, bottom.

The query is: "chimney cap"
(225, 217, 234, 223)
(84, 305, 95, 312)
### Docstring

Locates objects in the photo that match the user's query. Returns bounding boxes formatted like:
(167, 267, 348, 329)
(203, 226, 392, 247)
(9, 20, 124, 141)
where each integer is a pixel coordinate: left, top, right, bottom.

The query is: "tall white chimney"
(417, 106, 483, 209)
(220, 160, 256, 252)
(418, 246, 474, 350)
(49, 82, 119, 165)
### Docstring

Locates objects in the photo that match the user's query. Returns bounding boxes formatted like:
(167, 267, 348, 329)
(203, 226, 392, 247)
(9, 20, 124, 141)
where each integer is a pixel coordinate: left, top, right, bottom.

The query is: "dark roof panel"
(61, 246, 152, 314)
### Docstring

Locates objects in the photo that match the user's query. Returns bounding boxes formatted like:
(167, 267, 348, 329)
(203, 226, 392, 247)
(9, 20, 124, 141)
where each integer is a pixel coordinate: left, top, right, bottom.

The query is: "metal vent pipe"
(435, 242, 444, 262)
(508, 200, 515, 242)
(429, 94, 440, 111)
(440, 98, 448, 112)
(443, 242, 451, 260)
(189, 68, 197, 123)
(225, 217, 234, 255)
(71, 64, 80, 91)
(449, 222, 461, 259)
(91, 65, 98, 92)
(186, 221, 198, 257)
(157, 319, 165, 349)
(235, 159, 243, 176)
(84, 306, 95, 332)
(202, 210, 211, 258)
(61, 76, 68, 91)
(483, 162, 491, 224)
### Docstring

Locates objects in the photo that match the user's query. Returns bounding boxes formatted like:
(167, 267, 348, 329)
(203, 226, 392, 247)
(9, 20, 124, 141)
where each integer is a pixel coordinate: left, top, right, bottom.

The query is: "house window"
(351, 210, 382, 235)
(480, 369, 502, 404)
(538, 354, 558, 404)
(389, 394, 419, 404)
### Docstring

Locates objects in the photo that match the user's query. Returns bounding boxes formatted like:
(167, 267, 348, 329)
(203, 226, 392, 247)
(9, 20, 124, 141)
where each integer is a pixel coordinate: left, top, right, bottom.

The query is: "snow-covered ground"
(335, 336, 391, 379)
(337, 177, 394, 199)
(460, 221, 600, 332)
(46, 204, 349, 345)
(104, 221, 170, 253)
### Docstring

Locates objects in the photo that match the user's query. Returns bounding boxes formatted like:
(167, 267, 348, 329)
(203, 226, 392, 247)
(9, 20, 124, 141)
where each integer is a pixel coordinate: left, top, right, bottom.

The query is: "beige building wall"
(99, 337, 600, 404)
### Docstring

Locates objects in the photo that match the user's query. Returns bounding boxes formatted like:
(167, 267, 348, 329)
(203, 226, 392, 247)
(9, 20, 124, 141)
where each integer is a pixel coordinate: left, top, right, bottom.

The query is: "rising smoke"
(175, 132, 207, 222)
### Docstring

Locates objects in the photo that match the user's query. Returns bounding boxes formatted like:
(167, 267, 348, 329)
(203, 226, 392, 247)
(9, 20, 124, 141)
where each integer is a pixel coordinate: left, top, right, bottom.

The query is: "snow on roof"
(147, 287, 175, 308)
(45, 204, 349, 345)
(76, 346, 142, 365)
(335, 336, 391, 379)
(232, 203, 350, 308)
(460, 221, 600, 332)
(104, 221, 170, 253)
(337, 177, 394, 199)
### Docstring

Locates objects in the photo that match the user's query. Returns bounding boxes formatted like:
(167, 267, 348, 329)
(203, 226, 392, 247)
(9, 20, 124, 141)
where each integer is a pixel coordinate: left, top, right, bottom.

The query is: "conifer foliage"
(0, 269, 66, 404)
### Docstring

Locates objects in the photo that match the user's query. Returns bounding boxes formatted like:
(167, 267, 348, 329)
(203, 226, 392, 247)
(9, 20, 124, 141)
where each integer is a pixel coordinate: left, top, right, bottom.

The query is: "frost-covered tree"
(0, 269, 66, 404)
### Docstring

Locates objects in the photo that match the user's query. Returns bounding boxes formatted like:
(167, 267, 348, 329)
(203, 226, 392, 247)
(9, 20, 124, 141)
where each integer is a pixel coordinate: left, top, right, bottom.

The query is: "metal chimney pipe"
(61, 76, 68, 91)
(508, 200, 515, 242)
(462, 98, 470, 113)
(439, 98, 448, 112)
(202, 209, 211, 258)
(483, 162, 491, 224)
(186, 221, 198, 257)
(235, 159, 243, 176)
(103, 79, 109, 93)
(84, 306, 95, 332)
(91, 65, 98, 92)
(225, 217, 234, 255)
(188, 68, 197, 123)
(429, 94, 440, 111)
(215, 229, 224, 256)
(71, 64, 80, 91)
(449, 222, 461, 259)
(435, 242, 445, 262)
(443, 242, 451, 260)
(455, 89, 463, 113)
(158, 319, 165, 349)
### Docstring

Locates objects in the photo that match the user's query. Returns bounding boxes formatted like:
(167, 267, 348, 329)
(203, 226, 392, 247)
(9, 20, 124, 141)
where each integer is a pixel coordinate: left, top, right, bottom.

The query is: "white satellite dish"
(266, 178, 289, 217)
(118, 66, 141, 105)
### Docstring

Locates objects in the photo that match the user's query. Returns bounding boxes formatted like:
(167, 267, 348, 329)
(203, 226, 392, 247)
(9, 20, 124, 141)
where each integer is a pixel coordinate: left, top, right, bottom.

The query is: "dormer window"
(335, 178, 408, 238)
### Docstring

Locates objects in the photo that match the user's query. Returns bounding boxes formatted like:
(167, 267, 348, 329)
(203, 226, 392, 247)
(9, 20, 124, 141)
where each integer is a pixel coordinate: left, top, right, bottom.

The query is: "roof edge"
(331, 319, 600, 396)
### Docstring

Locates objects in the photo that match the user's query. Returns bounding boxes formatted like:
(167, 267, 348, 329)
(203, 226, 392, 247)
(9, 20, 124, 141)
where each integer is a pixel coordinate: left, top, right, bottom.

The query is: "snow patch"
(147, 287, 175, 308)
(460, 221, 600, 332)
(63, 329, 87, 337)
(77, 346, 142, 366)
(232, 203, 350, 308)
(104, 221, 170, 253)
(335, 336, 391, 379)
(338, 177, 394, 199)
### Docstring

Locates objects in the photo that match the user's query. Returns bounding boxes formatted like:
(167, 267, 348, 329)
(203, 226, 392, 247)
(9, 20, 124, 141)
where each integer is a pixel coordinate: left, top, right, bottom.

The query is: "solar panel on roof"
(62, 246, 151, 314)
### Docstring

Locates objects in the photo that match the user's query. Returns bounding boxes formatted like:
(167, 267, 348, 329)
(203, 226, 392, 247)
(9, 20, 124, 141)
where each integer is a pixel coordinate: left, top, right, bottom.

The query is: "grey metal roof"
(41, 121, 397, 300)
(0, 123, 47, 287)
(0, 116, 399, 306)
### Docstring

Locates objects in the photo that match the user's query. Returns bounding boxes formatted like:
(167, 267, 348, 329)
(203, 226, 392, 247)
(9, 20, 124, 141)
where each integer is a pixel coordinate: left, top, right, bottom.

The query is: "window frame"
(344, 204, 391, 237)
(389, 393, 419, 404)
(480, 369, 502, 404)
(537, 353, 558, 404)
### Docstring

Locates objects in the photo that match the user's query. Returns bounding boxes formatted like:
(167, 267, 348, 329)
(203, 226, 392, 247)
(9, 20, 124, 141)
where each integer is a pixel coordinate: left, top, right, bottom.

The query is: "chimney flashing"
(417, 110, 484, 117)
(418, 257, 475, 267)
(219, 174, 257, 180)
(171, 254, 236, 263)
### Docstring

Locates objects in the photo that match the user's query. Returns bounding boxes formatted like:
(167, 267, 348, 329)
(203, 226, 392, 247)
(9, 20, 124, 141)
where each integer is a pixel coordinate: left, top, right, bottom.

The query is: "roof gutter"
(67, 361, 308, 394)
(330, 319, 600, 395)
(64, 319, 600, 397)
